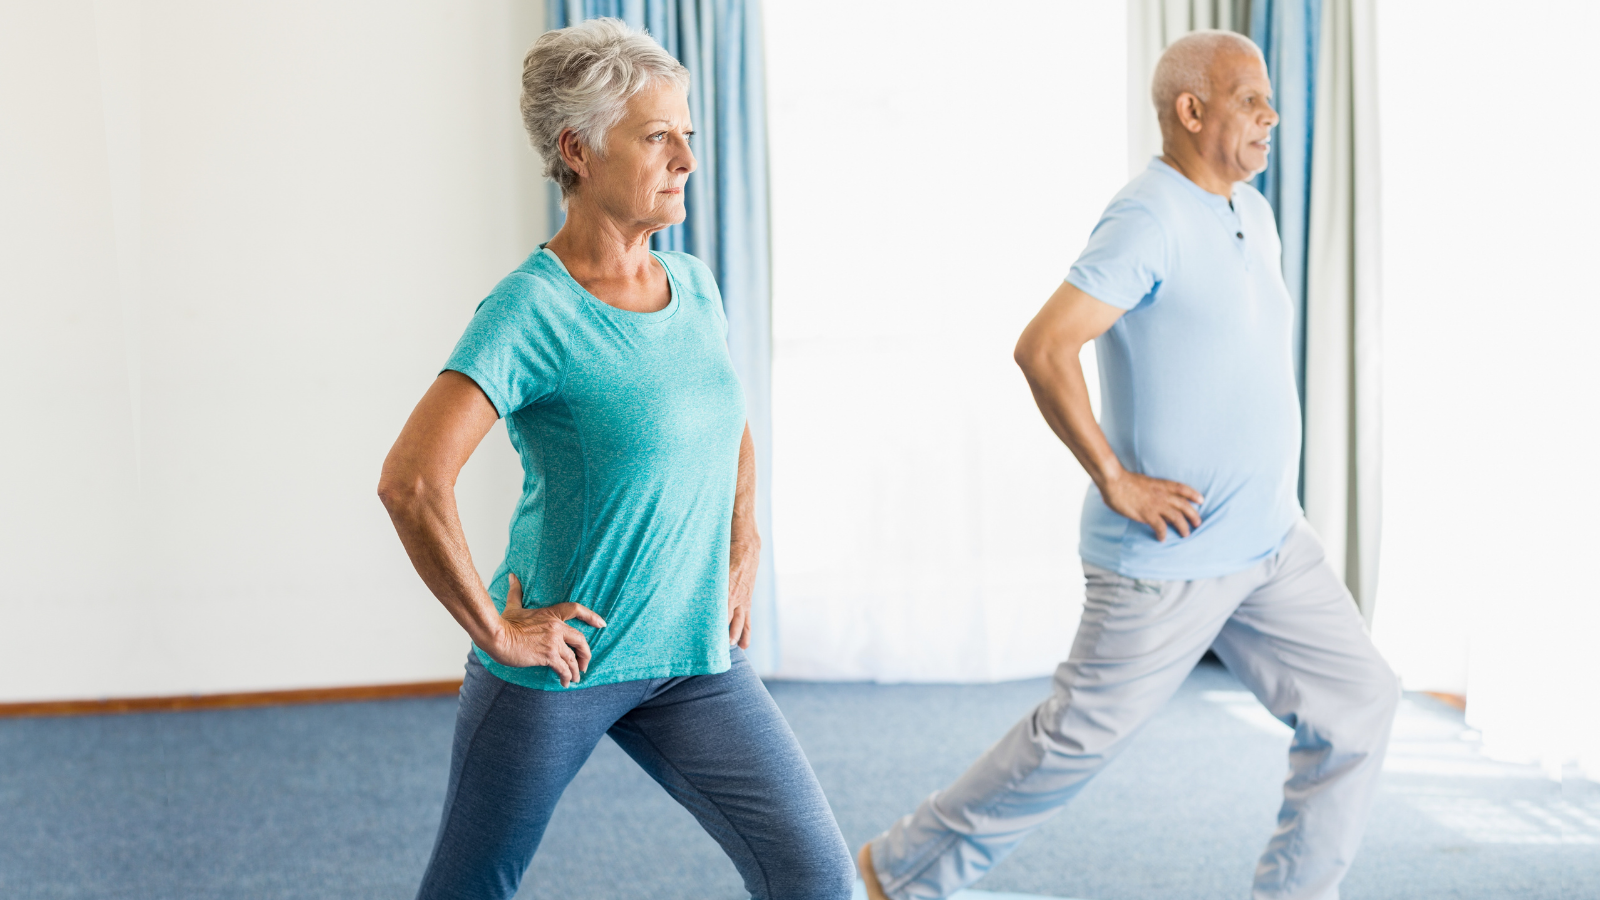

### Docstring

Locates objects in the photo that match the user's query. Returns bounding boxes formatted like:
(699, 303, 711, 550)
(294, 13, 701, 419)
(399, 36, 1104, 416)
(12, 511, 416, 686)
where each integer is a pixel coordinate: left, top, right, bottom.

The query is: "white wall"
(0, 1, 545, 701)
(765, 0, 1126, 682)
(1372, 1, 1597, 767)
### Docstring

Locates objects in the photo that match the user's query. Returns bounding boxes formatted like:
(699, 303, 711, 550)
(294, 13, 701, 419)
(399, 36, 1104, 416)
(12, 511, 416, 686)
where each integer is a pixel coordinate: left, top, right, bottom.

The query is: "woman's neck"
(544, 199, 660, 283)
(542, 195, 672, 313)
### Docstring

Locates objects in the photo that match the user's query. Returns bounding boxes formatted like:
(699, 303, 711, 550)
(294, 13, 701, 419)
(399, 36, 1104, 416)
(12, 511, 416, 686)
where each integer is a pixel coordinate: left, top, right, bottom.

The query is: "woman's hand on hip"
(485, 574, 606, 687)
(727, 543, 757, 649)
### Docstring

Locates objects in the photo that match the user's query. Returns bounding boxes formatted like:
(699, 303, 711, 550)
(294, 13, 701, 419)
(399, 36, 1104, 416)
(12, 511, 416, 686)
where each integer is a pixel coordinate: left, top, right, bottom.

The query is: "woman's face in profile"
(584, 82, 697, 230)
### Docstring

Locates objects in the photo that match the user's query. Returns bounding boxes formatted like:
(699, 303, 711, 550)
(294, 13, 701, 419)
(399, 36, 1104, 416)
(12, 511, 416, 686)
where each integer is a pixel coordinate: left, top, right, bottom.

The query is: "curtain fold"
(1303, 0, 1381, 619)
(1248, 0, 1320, 415)
(547, 1, 778, 673)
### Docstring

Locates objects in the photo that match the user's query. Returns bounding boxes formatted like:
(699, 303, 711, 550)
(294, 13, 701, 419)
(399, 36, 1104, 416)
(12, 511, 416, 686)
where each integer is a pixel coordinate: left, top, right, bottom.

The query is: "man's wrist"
(1092, 459, 1127, 493)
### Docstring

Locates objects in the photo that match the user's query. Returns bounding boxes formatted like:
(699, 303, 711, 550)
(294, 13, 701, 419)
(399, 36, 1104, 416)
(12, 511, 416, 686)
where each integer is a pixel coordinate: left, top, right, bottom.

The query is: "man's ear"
(1174, 93, 1205, 134)
(557, 128, 591, 181)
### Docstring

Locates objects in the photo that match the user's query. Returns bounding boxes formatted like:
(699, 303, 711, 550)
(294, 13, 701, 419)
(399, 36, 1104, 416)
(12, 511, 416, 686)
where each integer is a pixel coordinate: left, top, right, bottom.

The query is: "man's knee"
(1034, 691, 1143, 760)
(1357, 656, 1403, 719)
(1317, 658, 1401, 752)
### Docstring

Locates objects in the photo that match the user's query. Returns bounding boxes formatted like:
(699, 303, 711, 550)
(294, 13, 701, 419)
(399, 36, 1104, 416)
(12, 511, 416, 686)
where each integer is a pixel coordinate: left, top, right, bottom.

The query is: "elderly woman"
(378, 19, 852, 900)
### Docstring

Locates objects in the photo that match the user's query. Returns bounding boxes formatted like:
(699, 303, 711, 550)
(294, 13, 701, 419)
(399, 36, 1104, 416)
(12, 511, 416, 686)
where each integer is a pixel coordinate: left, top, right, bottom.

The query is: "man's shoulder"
(1232, 181, 1273, 213)
(1103, 169, 1189, 224)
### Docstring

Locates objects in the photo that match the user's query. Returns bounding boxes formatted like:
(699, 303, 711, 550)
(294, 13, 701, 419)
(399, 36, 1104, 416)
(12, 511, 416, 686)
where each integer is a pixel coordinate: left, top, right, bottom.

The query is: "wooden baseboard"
(0, 679, 464, 719)
(1423, 691, 1467, 711)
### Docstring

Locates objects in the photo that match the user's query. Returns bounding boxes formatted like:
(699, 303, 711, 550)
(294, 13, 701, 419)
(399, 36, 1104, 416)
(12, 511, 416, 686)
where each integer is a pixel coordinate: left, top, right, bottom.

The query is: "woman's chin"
(647, 204, 688, 229)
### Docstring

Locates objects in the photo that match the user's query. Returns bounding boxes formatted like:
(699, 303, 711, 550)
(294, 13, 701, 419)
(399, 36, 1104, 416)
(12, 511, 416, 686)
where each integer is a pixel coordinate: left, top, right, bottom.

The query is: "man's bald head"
(1152, 30, 1264, 134)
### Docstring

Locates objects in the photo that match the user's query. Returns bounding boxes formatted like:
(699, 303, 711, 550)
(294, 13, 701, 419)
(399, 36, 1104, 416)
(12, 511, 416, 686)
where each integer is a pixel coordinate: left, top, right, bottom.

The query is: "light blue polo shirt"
(444, 247, 746, 690)
(1067, 158, 1302, 580)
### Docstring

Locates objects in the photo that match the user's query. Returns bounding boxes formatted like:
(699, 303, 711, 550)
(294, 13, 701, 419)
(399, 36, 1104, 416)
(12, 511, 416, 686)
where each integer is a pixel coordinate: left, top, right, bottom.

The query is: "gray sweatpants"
(868, 518, 1400, 900)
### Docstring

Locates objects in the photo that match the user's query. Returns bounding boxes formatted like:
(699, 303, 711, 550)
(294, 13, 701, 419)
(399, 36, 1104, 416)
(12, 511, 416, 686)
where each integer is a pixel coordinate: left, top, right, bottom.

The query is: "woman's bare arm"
(377, 371, 604, 685)
(727, 423, 760, 649)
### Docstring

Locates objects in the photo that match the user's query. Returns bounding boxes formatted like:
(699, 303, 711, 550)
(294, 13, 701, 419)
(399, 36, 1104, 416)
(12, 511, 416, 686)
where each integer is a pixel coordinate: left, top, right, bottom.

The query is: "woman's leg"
(606, 647, 855, 900)
(415, 651, 643, 900)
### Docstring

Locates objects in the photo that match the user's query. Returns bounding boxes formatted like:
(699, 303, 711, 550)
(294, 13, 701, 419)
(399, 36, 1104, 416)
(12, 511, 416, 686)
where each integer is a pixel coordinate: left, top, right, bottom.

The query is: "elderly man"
(859, 31, 1399, 900)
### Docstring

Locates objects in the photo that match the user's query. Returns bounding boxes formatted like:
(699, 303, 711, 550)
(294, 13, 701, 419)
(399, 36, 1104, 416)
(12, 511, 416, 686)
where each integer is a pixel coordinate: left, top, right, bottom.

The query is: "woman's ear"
(557, 128, 591, 181)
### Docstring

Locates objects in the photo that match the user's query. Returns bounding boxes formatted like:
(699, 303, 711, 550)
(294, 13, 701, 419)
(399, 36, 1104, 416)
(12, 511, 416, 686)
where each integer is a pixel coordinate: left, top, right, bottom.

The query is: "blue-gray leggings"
(414, 646, 854, 900)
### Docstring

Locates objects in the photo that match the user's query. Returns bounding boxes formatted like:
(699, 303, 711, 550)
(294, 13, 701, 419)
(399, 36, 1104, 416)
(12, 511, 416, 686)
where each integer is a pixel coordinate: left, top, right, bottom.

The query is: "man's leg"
(607, 646, 855, 900)
(1209, 520, 1402, 900)
(866, 560, 1266, 900)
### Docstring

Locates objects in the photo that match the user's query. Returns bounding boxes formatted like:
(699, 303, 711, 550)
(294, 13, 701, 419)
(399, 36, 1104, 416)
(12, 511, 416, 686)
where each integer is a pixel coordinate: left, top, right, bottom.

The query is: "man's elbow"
(1013, 331, 1047, 375)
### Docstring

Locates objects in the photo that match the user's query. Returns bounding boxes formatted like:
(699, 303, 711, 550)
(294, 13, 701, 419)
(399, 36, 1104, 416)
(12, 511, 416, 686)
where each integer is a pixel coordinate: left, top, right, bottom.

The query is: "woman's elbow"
(376, 468, 428, 515)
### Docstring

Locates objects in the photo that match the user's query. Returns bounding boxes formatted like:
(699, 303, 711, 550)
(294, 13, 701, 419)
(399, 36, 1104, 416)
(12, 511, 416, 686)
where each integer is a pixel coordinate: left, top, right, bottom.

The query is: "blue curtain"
(547, 0, 779, 674)
(1245, 0, 1321, 499)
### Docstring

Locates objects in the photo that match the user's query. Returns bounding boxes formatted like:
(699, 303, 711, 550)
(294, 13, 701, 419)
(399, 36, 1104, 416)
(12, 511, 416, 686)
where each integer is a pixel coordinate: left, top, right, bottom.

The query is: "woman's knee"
(762, 843, 854, 900)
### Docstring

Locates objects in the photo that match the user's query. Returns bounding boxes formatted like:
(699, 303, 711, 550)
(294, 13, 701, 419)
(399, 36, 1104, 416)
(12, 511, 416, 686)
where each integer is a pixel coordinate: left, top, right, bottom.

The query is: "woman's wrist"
(467, 599, 508, 653)
(730, 529, 761, 560)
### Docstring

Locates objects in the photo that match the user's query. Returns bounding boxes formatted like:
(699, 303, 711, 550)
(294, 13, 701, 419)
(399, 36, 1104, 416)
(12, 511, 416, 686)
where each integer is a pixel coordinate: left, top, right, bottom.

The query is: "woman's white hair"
(520, 18, 690, 198)
(1151, 29, 1263, 131)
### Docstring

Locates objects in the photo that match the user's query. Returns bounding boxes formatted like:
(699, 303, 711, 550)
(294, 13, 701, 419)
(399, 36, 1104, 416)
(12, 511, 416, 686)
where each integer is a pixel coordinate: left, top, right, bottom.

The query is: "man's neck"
(1158, 148, 1238, 198)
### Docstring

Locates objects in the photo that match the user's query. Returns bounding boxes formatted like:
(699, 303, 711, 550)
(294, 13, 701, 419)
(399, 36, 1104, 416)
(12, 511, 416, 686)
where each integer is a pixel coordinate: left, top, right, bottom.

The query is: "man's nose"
(1263, 103, 1280, 128)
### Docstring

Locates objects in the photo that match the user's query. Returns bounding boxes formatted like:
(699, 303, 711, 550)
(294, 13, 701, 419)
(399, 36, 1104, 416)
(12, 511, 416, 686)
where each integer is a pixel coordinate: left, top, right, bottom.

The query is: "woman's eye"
(650, 132, 666, 142)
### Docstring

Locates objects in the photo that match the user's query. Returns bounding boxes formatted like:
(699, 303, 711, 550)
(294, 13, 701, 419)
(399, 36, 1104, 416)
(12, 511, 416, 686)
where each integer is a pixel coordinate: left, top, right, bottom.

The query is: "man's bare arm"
(1014, 281, 1203, 541)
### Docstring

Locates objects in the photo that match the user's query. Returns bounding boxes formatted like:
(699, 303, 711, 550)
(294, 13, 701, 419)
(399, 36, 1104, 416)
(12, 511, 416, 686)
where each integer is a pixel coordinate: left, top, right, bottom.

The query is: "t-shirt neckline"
(1148, 157, 1239, 211)
(537, 244, 680, 325)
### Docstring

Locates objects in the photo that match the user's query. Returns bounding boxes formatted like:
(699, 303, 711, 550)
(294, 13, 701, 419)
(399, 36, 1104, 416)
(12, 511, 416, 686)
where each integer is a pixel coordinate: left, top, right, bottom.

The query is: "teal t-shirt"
(444, 247, 746, 690)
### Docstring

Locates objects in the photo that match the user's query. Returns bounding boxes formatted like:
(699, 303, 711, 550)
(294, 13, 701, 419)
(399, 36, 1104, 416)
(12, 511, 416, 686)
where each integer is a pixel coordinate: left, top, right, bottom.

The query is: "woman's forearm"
(725, 423, 760, 648)
(380, 480, 505, 651)
(730, 423, 761, 558)
(378, 371, 506, 651)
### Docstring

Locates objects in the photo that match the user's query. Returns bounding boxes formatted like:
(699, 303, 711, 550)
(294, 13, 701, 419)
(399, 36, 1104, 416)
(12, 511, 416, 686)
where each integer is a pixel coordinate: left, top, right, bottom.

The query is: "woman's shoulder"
(477, 250, 583, 319)
(655, 250, 721, 302)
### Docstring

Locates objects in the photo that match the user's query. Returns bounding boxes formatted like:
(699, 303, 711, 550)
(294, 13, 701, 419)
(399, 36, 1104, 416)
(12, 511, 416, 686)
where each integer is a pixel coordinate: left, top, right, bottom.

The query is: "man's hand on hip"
(1099, 471, 1203, 541)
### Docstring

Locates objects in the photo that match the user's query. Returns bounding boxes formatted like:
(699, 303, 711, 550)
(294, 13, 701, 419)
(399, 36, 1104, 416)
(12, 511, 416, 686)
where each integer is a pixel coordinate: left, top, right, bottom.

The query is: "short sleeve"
(442, 273, 568, 417)
(1065, 201, 1168, 311)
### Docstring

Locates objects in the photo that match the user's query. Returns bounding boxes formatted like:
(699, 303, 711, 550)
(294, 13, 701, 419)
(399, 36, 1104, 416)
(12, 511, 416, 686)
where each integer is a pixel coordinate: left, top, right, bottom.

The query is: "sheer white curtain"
(763, 1, 1127, 682)
(1372, 1, 1598, 776)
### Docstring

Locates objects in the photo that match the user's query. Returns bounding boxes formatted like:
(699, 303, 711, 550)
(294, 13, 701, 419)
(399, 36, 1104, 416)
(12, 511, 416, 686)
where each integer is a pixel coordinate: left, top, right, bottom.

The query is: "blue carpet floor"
(1, 659, 1595, 899)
